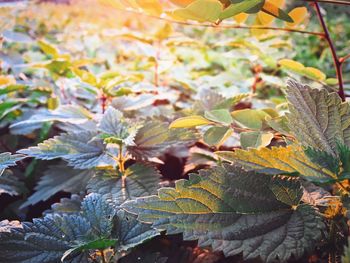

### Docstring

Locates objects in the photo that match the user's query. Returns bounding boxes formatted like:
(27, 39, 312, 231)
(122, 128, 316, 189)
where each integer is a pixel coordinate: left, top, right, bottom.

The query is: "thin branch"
(313, 2, 346, 101)
(340, 54, 350, 65)
(303, 0, 350, 5)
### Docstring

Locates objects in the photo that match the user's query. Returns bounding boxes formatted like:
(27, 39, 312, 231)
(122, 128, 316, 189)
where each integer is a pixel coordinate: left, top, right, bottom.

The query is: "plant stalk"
(313, 2, 346, 101)
(304, 0, 350, 5)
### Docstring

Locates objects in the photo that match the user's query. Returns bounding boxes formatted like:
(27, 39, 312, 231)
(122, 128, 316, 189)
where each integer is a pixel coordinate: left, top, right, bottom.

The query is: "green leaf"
(220, 0, 263, 20)
(114, 210, 160, 252)
(232, 109, 269, 130)
(203, 126, 233, 146)
(172, 0, 223, 23)
(0, 152, 25, 175)
(213, 93, 250, 110)
(123, 165, 324, 262)
(269, 177, 303, 206)
(128, 121, 197, 160)
(38, 40, 60, 58)
(304, 147, 340, 175)
(169, 115, 212, 128)
(204, 109, 233, 125)
(87, 163, 161, 207)
(0, 171, 25, 196)
(266, 115, 290, 135)
(240, 131, 273, 149)
(98, 107, 138, 146)
(286, 80, 350, 156)
(18, 131, 115, 169)
(261, 6, 293, 23)
(21, 166, 93, 208)
(0, 194, 159, 262)
(82, 193, 116, 237)
(10, 105, 93, 134)
(0, 215, 91, 263)
(215, 145, 338, 183)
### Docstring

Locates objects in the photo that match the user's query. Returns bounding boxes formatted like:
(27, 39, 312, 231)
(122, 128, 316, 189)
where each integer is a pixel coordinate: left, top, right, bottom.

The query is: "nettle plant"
(1, 0, 350, 262)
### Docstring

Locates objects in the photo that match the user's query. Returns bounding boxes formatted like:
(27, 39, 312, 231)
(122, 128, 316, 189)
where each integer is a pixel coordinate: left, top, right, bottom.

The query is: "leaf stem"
(304, 0, 350, 5)
(118, 144, 125, 173)
(99, 249, 107, 263)
(313, 2, 346, 101)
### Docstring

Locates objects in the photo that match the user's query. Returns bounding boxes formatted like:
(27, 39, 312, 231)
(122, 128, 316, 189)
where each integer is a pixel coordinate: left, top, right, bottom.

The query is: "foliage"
(1, 0, 350, 263)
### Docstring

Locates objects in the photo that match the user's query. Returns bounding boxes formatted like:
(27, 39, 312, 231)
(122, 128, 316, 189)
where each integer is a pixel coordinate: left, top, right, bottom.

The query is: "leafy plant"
(1, 0, 350, 262)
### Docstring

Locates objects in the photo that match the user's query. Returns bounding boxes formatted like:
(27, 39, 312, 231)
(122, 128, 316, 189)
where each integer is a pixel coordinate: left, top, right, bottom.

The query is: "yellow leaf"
(47, 97, 59, 110)
(232, 109, 270, 130)
(98, 0, 124, 8)
(286, 7, 308, 27)
(258, 0, 284, 25)
(250, 18, 269, 38)
(0, 75, 15, 86)
(136, 0, 163, 16)
(233, 13, 249, 24)
(278, 59, 304, 72)
(155, 23, 173, 40)
(305, 67, 326, 81)
(262, 0, 279, 17)
(169, 0, 195, 7)
(172, 0, 222, 23)
(169, 115, 213, 128)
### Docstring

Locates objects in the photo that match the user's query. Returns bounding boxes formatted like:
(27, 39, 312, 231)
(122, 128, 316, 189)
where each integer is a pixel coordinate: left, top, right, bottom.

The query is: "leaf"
(215, 145, 338, 183)
(0, 152, 25, 175)
(261, 0, 293, 23)
(45, 195, 83, 215)
(269, 177, 303, 206)
(123, 165, 324, 262)
(10, 105, 93, 133)
(38, 40, 60, 58)
(220, 0, 263, 20)
(204, 126, 233, 146)
(18, 131, 115, 169)
(0, 220, 21, 233)
(135, 0, 163, 16)
(87, 163, 161, 207)
(114, 210, 160, 252)
(213, 93, 250, 110)
(286, 79, 350, 156)
(128, 121, 197, 159)
(98, 107, 138, 146)
(169, 115, 212, 128)
(0, 194, 159, 262)
(0, 171, 25, 196)
(266, 115, 290, 135)
(240, 131, 274, 149)
(81, 193, 116, 237)
(279, 59, 304, 72)
(172, 0, 223, 23)
(0, 215, 91, 263)
(256, 0, 285, 26)
(2, 30, 32, 43)
(286, 7, 308, 27)
(279, 60, 326, 81)
(21, 166, 93, 208)
(304, 67, 326, 81)
(304, 147, 340, 174)
(232, 109, 270, 130)
(204, 109, 233, 125)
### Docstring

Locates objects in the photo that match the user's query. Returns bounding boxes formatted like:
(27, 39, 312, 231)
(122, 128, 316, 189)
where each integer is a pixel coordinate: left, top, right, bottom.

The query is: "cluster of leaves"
(1, 0, 350, 263)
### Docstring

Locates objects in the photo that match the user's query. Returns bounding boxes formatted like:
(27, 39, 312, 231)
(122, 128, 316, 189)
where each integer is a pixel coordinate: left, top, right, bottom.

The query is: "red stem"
(313, 2, 346, 101)
(154, 41, 160, 87)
